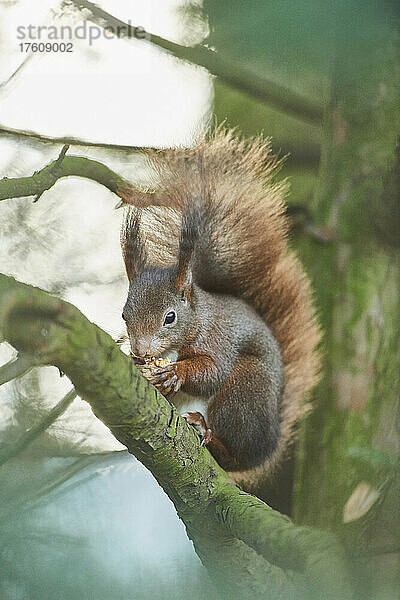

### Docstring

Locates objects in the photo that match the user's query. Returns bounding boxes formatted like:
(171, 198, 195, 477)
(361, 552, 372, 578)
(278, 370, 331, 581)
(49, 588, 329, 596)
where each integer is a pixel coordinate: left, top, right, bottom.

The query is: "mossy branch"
(0, 273, 352, 599)
(0, 146, 154, 206)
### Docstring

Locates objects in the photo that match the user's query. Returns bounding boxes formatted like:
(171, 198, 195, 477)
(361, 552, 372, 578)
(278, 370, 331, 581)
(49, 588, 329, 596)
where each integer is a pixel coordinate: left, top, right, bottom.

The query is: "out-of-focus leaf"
(343, 481, 380, 523)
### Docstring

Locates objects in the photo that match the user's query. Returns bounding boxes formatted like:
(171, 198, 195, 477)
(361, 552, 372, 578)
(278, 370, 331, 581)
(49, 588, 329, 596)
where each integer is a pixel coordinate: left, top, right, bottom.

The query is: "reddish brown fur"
(122, 127, 321, 485)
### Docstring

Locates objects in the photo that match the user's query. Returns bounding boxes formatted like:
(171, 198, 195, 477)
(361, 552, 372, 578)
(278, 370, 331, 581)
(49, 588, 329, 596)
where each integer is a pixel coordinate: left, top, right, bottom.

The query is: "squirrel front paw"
(182, 411, 212, 446)
(140, 361, 183, 395)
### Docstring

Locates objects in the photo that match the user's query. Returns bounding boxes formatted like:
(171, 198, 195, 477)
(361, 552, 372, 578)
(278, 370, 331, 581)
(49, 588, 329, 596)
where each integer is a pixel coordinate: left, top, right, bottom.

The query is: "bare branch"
(0, 387, 77, 466)
(0, 122, 320, 168)
(69, 0, 323, 124)
(0, 122, 153, 153)
(0, 53, 34, 91)
(0, 353, 38, 386)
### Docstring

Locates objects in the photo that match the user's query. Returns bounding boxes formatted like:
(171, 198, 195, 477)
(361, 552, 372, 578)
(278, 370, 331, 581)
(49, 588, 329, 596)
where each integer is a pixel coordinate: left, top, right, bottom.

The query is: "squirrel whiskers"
(121, 127, 321, 488)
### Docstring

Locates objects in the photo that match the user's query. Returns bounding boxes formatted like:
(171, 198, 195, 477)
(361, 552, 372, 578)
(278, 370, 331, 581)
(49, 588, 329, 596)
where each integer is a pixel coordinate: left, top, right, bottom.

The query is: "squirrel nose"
(134, 338, 152, 358)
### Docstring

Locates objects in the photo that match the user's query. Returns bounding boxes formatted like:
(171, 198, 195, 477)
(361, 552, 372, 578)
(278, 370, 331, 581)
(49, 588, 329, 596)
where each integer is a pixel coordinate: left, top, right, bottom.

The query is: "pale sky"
(0, 0, 212, 453)
(0, 0, 212, 147)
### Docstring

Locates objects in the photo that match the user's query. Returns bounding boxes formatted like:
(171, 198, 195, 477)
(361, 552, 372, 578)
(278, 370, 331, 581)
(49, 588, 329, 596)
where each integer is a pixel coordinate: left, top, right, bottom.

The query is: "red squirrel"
(120, 128, 321, 486)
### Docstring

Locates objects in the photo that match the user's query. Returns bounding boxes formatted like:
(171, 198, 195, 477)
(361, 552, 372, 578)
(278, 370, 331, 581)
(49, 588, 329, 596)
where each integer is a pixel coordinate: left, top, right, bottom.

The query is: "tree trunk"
(293, 4, 400, 598)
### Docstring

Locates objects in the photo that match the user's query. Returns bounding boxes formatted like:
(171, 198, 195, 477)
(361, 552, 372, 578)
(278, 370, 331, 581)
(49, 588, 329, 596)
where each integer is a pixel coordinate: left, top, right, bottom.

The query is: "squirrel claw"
(145, 363, 182, 396)
(161, 374, 179, 394)
(152, 364, 175, 375)
(201, 430, 212, 446)
(182, 412, 212, 446)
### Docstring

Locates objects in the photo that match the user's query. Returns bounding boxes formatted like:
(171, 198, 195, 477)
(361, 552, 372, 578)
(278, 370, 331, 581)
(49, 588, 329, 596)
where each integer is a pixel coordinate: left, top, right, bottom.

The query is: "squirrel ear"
(175, 200, 198, 296)
(175, 261, 192, 293)
(178, 268, 193, 302)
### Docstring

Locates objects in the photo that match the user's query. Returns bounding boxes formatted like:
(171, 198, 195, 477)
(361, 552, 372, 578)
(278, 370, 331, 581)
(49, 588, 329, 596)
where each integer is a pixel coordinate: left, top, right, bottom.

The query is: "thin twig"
(0, 54, 34, 90)
(0, 387, 77, 467)
(0, 122, 151, 153)
(0, 122, 320, 167)
(0, 354, 37, 386)
(0, 151, 155, 205)
(33, 144, 70, 202)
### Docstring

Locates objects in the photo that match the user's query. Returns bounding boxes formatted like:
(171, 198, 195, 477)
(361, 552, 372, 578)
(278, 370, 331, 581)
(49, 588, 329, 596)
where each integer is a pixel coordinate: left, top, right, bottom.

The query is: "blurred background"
(0, 1, 399, 599)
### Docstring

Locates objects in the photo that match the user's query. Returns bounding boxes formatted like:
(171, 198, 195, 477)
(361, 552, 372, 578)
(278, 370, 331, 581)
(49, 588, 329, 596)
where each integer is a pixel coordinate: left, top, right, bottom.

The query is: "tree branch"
(214, 487, 351, 599)
(0, 387, 77, 466)
(0, 122, 320, 168)
(0, 139, 321, 212)
(0, 147, 154, 206)
(0, 273, 352, 599)
(0, 353, 38, 385)
(69, 0, 323, 124)
(0, 122, 151, 153)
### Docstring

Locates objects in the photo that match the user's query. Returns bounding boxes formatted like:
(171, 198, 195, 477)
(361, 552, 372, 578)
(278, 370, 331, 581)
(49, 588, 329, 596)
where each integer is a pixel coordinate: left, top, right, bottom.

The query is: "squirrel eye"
(163, 311, 176, 326)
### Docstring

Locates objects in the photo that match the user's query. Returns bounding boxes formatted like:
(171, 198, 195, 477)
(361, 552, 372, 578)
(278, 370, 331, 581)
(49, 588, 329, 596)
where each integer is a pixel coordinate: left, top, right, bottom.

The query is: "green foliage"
(347, 446, 399, 475)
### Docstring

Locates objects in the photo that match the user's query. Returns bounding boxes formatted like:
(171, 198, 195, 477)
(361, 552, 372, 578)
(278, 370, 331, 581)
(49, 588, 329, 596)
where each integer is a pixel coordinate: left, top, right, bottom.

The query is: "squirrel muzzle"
(131, 336, 162, 359)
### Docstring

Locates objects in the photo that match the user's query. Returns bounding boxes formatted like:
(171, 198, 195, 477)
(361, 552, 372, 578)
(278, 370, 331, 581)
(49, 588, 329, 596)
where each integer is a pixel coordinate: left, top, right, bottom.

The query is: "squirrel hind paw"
(182, 411, 212, 445)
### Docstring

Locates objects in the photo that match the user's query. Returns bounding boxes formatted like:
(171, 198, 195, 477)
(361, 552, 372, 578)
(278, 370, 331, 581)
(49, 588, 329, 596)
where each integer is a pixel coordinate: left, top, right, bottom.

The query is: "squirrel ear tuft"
(121, 208, 147, 280)
(175, 201, 199, 295)
(175, 259, 192, 293)
(178, 268, 193, 302)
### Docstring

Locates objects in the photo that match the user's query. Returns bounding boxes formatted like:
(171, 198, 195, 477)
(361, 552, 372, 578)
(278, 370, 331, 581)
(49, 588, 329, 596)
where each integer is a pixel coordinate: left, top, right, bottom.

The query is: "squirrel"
(120, 128, 321, 487)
